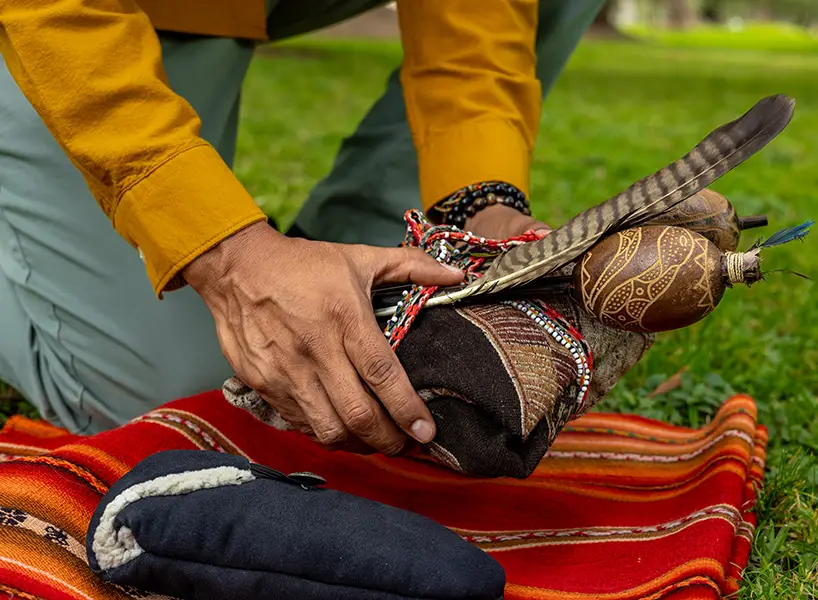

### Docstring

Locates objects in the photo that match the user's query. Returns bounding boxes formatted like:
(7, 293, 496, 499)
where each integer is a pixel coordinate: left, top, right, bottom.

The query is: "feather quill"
(426, 94, 796, 306)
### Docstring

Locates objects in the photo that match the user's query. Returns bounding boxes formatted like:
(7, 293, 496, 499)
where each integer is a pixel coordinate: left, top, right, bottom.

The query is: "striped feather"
(434, 94, 796, 304)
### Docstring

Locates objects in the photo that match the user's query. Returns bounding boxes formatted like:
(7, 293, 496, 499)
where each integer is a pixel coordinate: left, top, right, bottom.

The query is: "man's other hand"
(465, 203, 551, 240)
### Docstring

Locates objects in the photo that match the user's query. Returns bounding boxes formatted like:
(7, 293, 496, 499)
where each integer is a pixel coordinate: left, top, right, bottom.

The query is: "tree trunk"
(593, 1, 616, 27)
(699, 0, 724, 23)
(667, 0, 695, 29)
(588, 0, 628, 38)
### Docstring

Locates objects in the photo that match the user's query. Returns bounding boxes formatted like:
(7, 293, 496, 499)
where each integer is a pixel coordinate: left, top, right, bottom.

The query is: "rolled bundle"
(225, 292, 654, 479)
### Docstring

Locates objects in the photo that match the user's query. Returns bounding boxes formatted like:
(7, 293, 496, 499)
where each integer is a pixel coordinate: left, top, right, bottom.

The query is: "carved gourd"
(644, 188, 767, 252)
(571, 225, 766, 333)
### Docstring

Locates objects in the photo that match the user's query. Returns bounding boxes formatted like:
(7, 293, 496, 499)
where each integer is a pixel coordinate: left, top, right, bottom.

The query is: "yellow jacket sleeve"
(0, 0, 267, 296)
(396, 0, 541, 210)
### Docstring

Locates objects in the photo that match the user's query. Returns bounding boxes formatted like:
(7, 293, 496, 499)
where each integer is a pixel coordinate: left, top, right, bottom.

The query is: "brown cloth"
(223, 287, 653, 479)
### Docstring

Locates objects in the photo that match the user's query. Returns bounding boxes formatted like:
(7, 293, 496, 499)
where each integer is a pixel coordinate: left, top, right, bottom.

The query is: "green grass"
(625, 21, 818, 54)
(2, 27, 817, 598)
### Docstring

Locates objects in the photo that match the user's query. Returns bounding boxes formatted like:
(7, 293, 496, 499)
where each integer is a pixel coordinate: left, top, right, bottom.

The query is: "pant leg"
(0, 34, 255, 434)
(291, 0, 607, 246)
(266, 0, 388, 42)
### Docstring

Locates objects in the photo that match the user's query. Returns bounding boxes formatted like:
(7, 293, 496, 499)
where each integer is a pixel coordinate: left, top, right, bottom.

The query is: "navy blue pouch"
(86, 450, 505, 600)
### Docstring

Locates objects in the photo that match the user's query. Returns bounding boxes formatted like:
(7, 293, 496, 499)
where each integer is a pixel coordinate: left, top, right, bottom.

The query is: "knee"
(146, 347, 234, 406)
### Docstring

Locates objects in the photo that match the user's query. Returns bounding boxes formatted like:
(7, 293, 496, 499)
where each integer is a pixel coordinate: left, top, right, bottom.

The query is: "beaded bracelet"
(430, 181, 531, 230)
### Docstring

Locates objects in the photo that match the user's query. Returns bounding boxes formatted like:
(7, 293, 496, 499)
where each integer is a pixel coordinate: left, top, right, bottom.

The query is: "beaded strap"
(430, 181, 531, 229)
(383, 209, 540, 348)
(504, 300, 593, 414)
(383, 210, 593, 418)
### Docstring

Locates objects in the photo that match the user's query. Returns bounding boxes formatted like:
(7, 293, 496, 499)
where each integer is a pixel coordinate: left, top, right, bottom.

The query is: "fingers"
(343, 312, 436, 447)
(255, 370, 351, 446)
(289, 374, 351, 448)
(259, 370, 382, 455)
(365, 246, 464, 287)
(318, 347, 412, 456)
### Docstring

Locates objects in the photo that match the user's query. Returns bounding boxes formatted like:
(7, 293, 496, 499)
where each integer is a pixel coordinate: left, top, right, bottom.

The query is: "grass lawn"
(2, 25, 817, 599)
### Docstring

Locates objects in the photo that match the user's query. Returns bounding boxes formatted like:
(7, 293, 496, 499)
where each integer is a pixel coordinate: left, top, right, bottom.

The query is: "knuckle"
(324, 297, 356, 325)
(295, 423, 315, 437)
(255, 376, 283, 399)
(313, 424, 348, 447)
(293, 328, 324, 356)
(360, 354, 399, 389)
(344, 404, 380, 436)
(380, 439, 408, 457)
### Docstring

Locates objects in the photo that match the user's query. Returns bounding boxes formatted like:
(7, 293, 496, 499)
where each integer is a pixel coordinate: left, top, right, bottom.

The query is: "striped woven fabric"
(0, 391, 767, 600)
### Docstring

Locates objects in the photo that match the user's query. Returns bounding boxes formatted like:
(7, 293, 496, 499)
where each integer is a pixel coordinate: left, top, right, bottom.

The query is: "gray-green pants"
(0, 0, 604, 434)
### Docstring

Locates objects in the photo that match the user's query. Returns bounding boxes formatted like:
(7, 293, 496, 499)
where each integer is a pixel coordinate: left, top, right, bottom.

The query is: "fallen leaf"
(646, 366, 689, 398)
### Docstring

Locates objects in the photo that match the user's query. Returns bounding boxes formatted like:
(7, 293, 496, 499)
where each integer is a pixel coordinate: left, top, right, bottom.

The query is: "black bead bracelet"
(430, 181, 531, 230)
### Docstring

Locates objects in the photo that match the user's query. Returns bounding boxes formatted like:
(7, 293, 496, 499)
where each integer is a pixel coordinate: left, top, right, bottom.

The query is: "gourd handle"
(738, 215, 768, 230)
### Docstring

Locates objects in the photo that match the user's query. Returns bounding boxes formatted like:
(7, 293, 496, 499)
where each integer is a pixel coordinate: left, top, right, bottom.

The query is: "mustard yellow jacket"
(0, 0, 541, 295)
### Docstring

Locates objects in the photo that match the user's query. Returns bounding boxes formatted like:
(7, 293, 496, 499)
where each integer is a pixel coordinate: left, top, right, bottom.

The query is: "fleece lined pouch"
(86, 449, 505, 600)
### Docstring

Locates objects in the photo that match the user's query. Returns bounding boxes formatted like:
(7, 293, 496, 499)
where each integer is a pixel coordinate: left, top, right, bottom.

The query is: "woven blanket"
(0, 390, 767, 600)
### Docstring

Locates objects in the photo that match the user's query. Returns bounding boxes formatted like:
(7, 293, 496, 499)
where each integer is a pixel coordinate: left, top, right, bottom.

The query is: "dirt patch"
(315, 5, 399, 39)
(585, 23, 637, 41)
(254, 45, 333, 60)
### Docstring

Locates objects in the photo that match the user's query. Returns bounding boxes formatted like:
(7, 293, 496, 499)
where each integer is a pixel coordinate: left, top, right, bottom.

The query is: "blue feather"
(760, 220, 814, 248)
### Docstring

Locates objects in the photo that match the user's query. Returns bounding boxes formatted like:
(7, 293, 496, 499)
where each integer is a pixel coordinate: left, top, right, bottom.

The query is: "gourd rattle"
(372, 94, 811, 336)
(572, 220, 811, 333)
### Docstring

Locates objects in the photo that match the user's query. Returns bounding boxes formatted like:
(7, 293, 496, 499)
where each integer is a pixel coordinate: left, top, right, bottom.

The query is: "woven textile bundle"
(224, 288, 653, 478)
(223, 210, 653, 478)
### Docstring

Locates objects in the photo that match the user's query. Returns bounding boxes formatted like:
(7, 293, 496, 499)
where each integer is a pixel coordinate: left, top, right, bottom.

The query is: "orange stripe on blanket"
(0, 469, 101, 543)
(0, 528, 126, 600)
(0, 416, 72, 440)
(563, 396, 758, 440)
(51, 445, 132, 488)
(2, 457, 107, 495)
(0, 443, 51, 458)
(548, 410, 758, 458)
(561, 405, 756, 444)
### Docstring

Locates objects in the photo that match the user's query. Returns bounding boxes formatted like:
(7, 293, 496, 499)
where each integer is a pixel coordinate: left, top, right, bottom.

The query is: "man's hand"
(182, 222, 464, 455)
(465, 204, 551, 240)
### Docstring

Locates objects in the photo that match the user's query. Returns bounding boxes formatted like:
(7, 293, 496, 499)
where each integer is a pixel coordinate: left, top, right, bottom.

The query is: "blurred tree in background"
(601, 0, 818, 31)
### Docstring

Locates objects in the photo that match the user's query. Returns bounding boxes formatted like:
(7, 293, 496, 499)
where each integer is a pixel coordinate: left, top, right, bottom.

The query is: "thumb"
(367, 247, 465, 287)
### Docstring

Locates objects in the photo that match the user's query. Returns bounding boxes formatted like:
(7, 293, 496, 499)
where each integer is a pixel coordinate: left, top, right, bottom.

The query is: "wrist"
(465, 203, 517, 233)
(182, 220, 282, 296)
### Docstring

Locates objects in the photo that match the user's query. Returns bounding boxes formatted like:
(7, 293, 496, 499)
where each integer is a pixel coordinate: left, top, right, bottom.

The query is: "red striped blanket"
(0, 390, 767, 599)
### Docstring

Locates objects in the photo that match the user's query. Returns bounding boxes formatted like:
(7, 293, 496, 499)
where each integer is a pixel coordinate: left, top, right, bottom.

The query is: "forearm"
(0, 0, 265, 295)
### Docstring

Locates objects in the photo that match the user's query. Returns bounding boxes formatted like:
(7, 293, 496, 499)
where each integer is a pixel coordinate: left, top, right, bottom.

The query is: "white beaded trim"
(504, 300, 592, 413)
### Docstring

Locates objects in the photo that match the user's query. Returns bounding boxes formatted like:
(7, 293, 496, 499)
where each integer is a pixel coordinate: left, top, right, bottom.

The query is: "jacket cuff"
(112, 143, 267, 297)
(418, 119, 532, 212)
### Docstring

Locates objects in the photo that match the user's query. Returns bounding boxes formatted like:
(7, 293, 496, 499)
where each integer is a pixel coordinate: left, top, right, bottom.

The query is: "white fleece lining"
(92, 465, 255, 571)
